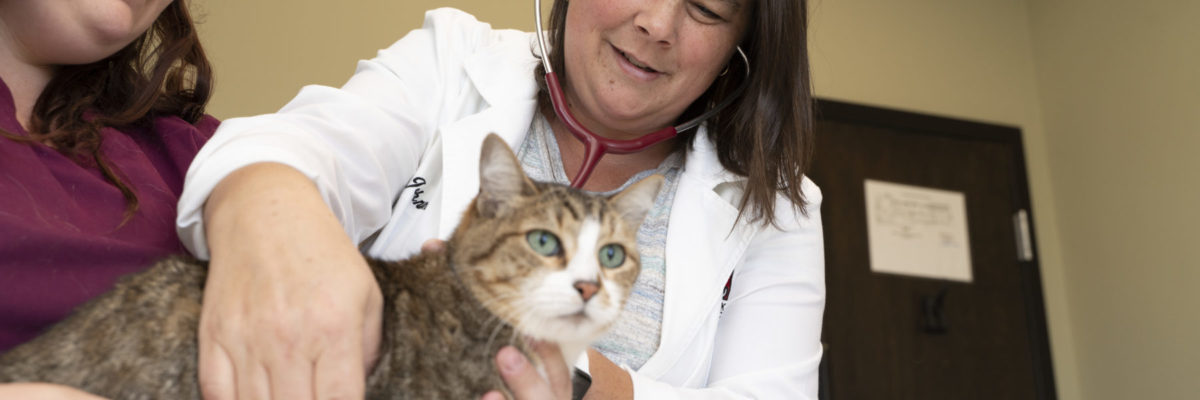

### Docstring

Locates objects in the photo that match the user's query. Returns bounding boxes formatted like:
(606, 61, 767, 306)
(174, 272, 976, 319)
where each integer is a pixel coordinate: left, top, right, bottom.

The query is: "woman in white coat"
(177, 0, 823, 399)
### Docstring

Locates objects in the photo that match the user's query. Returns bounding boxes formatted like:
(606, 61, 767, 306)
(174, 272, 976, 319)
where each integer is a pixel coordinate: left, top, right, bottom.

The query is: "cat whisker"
(482, 314, 511, 361)
(479, 313, 509, 346)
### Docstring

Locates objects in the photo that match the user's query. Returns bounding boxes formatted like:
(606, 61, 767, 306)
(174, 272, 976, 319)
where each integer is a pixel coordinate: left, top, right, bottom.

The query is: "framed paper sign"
(864, 179, 973, 282)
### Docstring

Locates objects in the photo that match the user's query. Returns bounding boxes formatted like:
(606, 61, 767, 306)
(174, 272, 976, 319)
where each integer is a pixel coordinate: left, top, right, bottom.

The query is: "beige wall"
(807, 1, 1080, 398)
(1028, 1, 1200, 399)
(192, 0, 1200, 399)
(192, 0, 531, 119)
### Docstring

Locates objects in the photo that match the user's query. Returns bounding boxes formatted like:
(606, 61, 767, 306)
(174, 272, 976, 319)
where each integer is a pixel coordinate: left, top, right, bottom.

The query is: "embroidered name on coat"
(405, 177, 429, 210)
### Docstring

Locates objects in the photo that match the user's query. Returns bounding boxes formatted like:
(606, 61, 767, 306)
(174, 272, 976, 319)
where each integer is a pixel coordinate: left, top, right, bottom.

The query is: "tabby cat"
(0, 134, 663, 399)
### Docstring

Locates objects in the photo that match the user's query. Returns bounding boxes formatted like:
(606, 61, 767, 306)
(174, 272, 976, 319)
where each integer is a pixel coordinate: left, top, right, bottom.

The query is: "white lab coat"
(177, 8, 825, 399)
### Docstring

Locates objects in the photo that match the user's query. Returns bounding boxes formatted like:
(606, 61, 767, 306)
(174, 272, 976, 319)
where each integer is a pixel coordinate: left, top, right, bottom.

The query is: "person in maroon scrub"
(0, 1, 215, 397)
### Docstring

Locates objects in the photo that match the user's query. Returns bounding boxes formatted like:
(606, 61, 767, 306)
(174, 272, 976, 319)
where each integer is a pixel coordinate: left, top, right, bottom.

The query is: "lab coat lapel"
(438, 36, 539, 238)
(438, 103, 534, 238)
(639, 133, 757, 378)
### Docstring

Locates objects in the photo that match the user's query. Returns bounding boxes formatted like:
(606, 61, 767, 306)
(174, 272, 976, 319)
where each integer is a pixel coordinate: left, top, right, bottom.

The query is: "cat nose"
(574, 281, 599, 302)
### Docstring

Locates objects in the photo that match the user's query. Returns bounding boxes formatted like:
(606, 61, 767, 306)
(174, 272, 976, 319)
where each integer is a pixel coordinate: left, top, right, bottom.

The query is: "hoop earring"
(720, 46, 747, 77)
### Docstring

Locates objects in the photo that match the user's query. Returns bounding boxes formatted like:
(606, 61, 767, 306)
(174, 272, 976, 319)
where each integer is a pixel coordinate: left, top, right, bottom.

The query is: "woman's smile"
(611, 43, 663, 81)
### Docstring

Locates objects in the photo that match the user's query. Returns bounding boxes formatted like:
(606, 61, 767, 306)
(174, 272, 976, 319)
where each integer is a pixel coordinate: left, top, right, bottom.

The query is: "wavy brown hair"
(3, 1, 213, 221)
(535, 0, 814, 227)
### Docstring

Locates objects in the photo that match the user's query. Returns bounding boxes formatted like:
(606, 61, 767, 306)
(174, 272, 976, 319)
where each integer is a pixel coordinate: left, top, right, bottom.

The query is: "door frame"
(814, 98, 1058, 399)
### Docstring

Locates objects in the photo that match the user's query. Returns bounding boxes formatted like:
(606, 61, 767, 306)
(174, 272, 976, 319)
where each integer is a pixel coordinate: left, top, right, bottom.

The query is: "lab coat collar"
(464, 32, 541, 109)
(684, 129, 745, 187)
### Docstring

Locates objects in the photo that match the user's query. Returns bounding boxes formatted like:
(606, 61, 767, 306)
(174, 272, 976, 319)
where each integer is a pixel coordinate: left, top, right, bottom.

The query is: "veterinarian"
(0, 0, 216, 398)
(178, 0, 823, 398)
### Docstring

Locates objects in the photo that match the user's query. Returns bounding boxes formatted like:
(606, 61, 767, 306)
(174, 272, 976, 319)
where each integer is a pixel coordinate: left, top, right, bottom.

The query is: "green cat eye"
(526, 230, 561, 256)
(598, 244, 626, 269)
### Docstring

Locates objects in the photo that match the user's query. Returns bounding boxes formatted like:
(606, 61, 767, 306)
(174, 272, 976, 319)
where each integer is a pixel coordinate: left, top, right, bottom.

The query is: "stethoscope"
(534, 0, 751, 188)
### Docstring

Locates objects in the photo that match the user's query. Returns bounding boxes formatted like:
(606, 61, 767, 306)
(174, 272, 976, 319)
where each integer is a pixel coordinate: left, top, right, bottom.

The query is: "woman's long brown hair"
(4, 1, 213, 222)
(536, 0, 814, 227)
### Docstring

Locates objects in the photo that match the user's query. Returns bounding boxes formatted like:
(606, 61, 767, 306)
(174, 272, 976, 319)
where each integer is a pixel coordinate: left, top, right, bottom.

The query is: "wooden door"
(810, 99, 1056, 399)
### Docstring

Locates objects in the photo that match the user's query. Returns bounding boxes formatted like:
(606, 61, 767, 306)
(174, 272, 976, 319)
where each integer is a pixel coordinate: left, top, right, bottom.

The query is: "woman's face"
(560, 0, 750, 139)
(0, 0, 173, 66)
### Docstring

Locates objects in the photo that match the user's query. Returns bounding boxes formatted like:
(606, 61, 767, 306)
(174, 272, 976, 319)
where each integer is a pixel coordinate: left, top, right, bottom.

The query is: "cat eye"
(598, 244, 626, 269)
(526, 230, 562, 256)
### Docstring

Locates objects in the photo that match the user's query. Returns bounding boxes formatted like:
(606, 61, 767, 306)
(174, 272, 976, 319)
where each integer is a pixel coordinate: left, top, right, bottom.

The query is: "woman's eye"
(691, 2, 724, 21)
(598, 244, 626, 269)
(526, 230, 561, 256)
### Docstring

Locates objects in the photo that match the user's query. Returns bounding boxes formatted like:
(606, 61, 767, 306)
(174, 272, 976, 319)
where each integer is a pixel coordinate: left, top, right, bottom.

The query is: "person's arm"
(196, 163, 383, 399)
(0, 383, 108, 399)
(582, 349, 634, 399)
(175, 9, 502, 400)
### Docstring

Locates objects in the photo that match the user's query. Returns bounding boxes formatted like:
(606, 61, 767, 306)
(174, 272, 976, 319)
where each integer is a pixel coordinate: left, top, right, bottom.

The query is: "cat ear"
(609, 174, 664, 228)
(476, 133, 537, 217)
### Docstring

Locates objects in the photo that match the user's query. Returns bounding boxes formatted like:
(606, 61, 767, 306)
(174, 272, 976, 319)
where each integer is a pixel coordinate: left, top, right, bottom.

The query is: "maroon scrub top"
(0, 77, 219, 351)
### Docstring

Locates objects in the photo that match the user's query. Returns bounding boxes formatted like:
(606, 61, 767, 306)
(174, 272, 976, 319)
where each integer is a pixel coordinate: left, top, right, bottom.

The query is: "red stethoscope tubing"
(544, 72, 679, 188)
(535, 0, 747, 188)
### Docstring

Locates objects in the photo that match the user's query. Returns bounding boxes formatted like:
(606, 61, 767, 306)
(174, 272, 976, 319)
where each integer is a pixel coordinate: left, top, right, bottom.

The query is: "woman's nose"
(634, 0, 680, 45)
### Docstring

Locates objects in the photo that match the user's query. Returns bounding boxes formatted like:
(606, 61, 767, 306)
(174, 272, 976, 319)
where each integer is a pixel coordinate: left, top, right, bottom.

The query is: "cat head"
(450, 134, 663, 344)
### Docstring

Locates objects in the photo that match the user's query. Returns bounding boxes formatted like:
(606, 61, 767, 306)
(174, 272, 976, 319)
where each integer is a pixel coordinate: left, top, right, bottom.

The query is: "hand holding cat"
(421, 238, 448, 253)
(198, 163, 385, 400)
(482, 344, 632, 400)
(483, 343, 573, 400)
